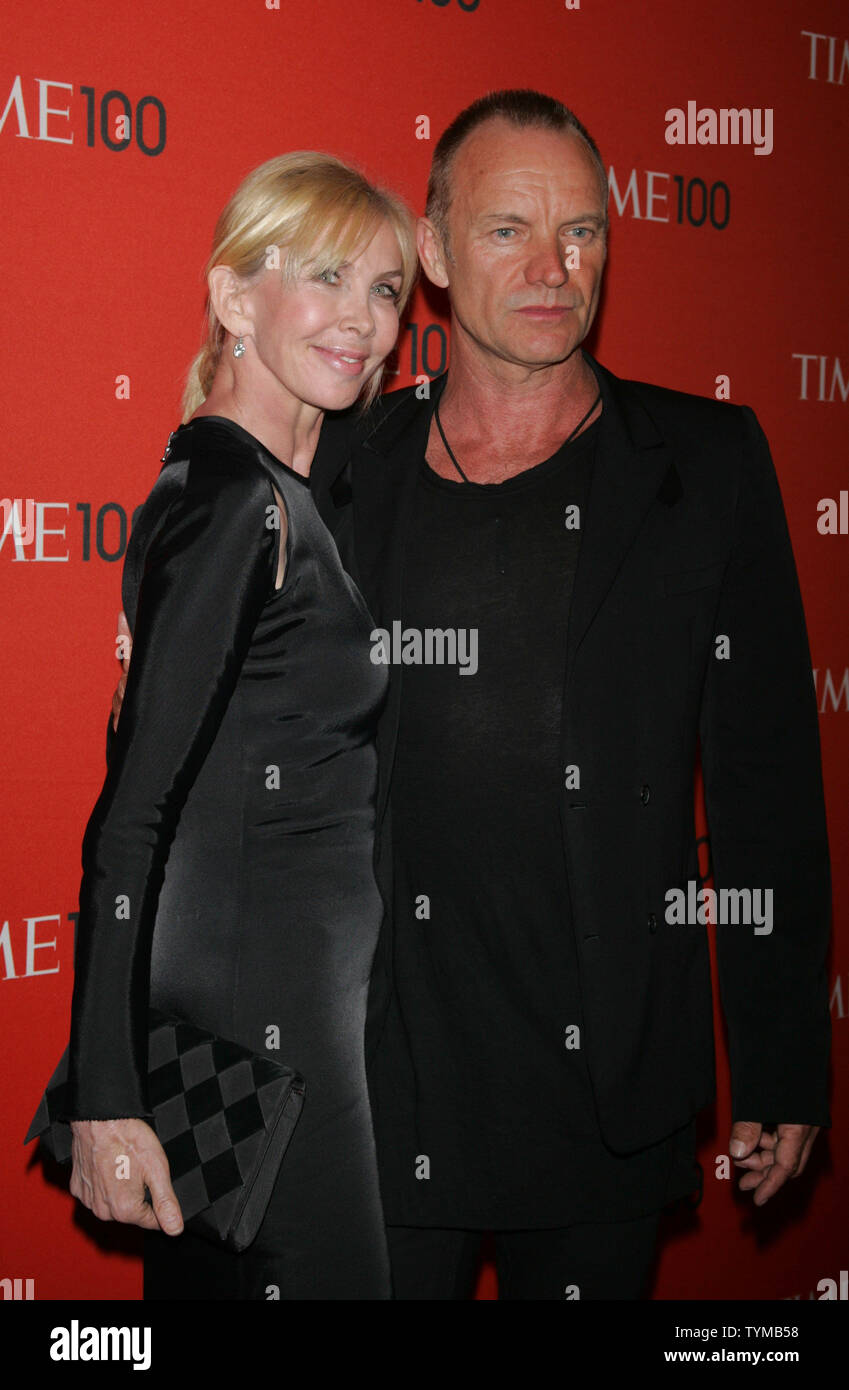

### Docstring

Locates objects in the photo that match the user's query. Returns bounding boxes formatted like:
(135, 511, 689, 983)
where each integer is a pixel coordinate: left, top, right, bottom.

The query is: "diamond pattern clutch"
(25, 1010, 305, 1252)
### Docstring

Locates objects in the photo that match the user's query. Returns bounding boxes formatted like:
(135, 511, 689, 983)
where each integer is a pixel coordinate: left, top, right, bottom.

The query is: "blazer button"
(640, 784, 651, 805)
(647, 912, 658, 932)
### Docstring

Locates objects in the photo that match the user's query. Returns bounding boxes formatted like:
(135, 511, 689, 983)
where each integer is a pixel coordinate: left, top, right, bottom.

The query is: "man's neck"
(425, 338, 601, 484)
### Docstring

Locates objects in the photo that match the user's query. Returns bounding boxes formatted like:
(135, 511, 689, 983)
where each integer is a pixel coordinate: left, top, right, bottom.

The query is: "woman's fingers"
(112, 611, 132, 729)
(143, 1159, 184, 1235)
(111, 673, 127, 730)
(69, 1118, 182, 1233)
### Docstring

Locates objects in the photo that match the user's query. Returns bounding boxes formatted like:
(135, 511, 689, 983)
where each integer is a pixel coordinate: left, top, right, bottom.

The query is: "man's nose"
(524, 239, 569, 287)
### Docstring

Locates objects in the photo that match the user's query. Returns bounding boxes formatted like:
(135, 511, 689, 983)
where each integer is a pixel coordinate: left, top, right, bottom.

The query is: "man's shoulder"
(310, 382, 429, 502)
(322, 365, 762, 462)
(605, 361, 756, 450)
(321, 381, 427, 447)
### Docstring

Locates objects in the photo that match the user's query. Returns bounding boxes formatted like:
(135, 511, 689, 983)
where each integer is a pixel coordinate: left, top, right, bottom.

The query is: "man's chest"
(401, 459, 588, 626)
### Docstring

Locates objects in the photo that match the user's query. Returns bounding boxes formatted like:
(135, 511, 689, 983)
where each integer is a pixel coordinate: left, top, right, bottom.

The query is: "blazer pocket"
(662, 560, 726, 596)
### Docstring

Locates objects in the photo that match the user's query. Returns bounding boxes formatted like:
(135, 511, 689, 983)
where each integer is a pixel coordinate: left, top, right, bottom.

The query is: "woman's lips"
(312, 346, 368, 375)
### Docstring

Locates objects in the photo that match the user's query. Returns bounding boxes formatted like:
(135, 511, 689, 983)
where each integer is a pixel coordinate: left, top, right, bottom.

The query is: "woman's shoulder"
(123, 421, 276, 608)
(129, 420, 267, 541)
(162, 415, 273, 487)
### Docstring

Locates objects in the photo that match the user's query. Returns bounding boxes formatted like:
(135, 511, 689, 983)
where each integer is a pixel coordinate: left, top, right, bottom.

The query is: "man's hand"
(112, 610, 132, 731)
(728, 1121, 820, 1206)
(70, 1117, 183, 1234)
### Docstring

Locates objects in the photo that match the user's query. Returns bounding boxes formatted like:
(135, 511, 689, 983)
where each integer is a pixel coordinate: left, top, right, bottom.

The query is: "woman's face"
(244, 219, 405, 412)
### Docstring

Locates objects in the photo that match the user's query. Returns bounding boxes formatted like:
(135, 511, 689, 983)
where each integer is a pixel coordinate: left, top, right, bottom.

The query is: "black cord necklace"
(433, 388, 602, 484)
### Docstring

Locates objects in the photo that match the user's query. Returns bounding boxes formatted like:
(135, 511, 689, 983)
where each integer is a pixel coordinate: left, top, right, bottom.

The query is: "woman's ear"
(208, 265, 254, 341)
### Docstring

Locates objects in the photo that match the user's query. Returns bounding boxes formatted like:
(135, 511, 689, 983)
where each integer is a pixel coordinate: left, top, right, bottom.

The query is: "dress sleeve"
(64, 454, 277, 1121)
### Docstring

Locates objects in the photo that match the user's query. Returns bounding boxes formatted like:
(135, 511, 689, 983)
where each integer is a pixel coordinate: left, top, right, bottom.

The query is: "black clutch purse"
(24, 1010, 305, 1253)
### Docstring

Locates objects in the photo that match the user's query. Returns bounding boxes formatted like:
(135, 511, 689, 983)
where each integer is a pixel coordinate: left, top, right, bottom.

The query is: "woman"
(63, 152, 417, 1299)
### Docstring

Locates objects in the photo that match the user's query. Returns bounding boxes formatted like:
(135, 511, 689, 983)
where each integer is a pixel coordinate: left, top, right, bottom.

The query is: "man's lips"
(312, 345, 368, 375)
(515, 305, 575, 318)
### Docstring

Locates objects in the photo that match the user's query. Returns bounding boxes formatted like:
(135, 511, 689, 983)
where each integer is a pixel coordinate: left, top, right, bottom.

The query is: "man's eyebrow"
(479, 212, 530, 224)
(478, 211, 606, 227)
(566, 212, 606, 228)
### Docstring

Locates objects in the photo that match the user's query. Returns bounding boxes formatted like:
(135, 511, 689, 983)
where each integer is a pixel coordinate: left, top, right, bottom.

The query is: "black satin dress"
(65, 416, 391, 1299)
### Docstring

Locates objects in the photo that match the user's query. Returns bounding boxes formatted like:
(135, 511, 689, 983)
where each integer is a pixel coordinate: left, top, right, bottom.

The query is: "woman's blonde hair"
(181, 151, 418, 420)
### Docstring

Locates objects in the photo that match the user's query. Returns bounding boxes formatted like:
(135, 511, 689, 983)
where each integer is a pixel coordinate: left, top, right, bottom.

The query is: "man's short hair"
(425, 88, 609, 256)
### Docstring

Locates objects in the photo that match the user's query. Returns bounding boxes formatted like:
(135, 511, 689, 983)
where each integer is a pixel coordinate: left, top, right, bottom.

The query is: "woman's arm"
(66, 452, 278, 1122)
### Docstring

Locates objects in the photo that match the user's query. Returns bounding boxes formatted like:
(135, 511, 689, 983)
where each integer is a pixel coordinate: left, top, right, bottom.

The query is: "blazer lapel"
(353, 377, 446, 825)
(565, 353, 679, 683)
(352, 377, 445, 618)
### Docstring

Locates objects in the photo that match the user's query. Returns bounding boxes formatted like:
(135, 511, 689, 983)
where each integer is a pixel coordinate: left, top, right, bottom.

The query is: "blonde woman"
(62, 153, 417, 1299)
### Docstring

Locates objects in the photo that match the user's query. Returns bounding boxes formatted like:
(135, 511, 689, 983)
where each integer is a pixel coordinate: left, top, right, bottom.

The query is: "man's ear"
(416, 216, 450, 290)
(208, 265, 254, 341)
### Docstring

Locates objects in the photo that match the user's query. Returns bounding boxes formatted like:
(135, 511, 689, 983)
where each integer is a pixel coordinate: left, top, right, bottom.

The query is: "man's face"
(432, 120, 608, 372)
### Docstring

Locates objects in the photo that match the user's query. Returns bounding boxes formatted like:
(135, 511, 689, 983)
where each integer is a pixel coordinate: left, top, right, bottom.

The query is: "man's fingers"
(733, 1126, 819, 1205)
(738, 1160, 792, 1206)
(732, 1150, 773, 1172)
(772, 1130, 806, 1179)
(793, 1127, 820, 1178)
(731, 1129, 778, 1170)
(729, 1120, 762, 1159)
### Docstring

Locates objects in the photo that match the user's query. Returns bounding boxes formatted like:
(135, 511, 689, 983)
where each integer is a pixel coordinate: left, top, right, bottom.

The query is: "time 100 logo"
(417, 0, 480, 10)
(80, 86, 166, 155)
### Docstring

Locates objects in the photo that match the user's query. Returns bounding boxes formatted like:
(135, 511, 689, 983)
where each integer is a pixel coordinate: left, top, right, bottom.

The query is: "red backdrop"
(1, 0, 846, 1301)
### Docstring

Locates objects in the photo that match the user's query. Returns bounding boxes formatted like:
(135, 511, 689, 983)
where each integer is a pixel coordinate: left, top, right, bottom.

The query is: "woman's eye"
(317, 268, 340, 284)
(374, 282, 400, 300)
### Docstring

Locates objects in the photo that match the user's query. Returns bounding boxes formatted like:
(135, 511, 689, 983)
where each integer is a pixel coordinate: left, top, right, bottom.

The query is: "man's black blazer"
(311, 349, 832, 1154)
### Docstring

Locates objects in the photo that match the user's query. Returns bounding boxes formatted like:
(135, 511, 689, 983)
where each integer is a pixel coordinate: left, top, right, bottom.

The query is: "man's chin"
(496, 342, 584, 371)
(497, 325, 585, 363)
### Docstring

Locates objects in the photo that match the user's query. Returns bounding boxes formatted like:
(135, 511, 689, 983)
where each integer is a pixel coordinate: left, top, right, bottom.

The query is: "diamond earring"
(233, 336, 246, 358)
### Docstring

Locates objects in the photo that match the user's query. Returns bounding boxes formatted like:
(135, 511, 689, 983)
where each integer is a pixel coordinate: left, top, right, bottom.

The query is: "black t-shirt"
(370, 417, 699, 1228)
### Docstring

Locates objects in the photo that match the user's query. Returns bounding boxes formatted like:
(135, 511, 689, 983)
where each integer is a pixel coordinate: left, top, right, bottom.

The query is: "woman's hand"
(69, 1117, 184, 1234)
(112, 610, 132, 731)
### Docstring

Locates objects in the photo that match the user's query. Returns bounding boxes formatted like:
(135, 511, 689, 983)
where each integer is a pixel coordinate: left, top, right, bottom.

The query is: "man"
(114, 90, 831, 1299)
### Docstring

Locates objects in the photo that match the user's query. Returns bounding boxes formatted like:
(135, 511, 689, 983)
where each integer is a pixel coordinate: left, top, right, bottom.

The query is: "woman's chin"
(307, 373, 377, 412)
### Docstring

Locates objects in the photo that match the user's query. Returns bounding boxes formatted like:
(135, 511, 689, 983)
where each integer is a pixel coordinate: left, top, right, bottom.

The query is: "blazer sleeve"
(64, 456, 277, 1121)
(699, 406, 832, 1126)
